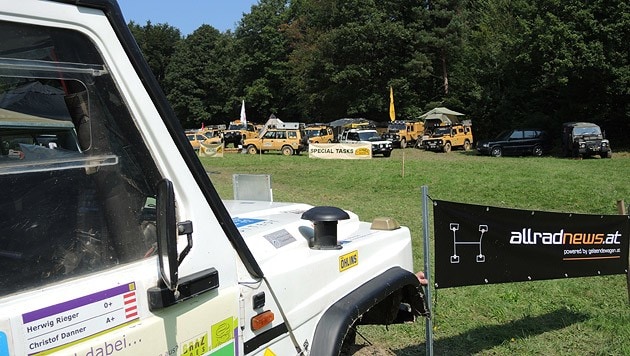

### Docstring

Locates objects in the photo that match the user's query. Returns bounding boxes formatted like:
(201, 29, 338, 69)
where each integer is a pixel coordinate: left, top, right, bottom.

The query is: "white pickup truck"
(0, 1, 426, 355)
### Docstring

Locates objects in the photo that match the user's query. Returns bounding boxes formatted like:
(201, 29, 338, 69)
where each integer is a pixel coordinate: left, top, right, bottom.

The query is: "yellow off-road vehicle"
(382, 120, 424, 148)
(305, 125, 334, 144)
(422, 121, 473, 152)
(185, 131, 216, 151)
(199, 125, 224, 144)
(223, 119, 258, 148)
(243, 128, 307, 155)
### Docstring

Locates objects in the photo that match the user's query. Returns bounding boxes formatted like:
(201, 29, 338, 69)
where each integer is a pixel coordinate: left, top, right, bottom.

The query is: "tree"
(234, 0, 294, 122)
(128, 21, 181, 90)
(165, 25, 238, 128)
(418, 0, 465, 98)
(286, 0, 433, 121)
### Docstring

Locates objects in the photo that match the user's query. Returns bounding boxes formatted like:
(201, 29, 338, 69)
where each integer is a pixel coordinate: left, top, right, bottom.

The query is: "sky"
(117, 0, 259, 35)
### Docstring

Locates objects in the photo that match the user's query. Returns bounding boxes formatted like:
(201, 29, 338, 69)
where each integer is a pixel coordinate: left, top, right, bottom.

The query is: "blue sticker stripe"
(0, 331, 9, 356)
(232, 217, 265, 228)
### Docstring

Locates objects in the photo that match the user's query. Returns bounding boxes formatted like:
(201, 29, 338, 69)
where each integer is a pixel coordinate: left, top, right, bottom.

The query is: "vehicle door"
(0, 8, 240, 356)
(452, 127, 463, 147)
(504, 130, 523, 155)
(287, 130, 299, 148)
(522, 130, 539, 154)
(274, 130, 287, 150)
(262, 130, 276, 150)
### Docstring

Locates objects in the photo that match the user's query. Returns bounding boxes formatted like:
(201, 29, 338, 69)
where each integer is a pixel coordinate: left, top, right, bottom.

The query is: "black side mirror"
(157, 179, 178, 291)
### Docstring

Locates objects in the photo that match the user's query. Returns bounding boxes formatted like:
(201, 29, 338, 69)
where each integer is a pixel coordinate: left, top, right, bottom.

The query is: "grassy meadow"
(200, 148, 630, 355)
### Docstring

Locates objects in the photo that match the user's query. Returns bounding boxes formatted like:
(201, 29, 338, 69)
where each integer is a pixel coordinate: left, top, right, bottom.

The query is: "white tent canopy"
(419, 107, 465, 125)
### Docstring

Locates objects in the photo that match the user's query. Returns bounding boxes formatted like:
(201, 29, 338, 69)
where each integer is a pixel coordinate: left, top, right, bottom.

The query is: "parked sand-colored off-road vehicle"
(305, 125, 335, 144)
(243, 127, 308, 155)
(382, 120, 424, 148)
(422, 121, 473, 153)
(223, 119, 258, 148)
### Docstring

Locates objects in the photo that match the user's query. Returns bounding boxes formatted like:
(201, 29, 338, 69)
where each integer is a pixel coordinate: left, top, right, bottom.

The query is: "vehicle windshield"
(228, 123, 245, 130)
(433, 127, 451, 136)
(305, 129, 321, 137)
(573, 126, 601, 136)
(388, 123, 405, 131)
(358, 131, 382, 141)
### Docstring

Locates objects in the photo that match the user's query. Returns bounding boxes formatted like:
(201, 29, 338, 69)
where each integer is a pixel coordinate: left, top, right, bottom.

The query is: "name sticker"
(21, 283, 139, 354)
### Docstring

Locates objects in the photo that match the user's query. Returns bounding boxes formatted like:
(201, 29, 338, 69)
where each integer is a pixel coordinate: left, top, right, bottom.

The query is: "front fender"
(310, 267, 428, 356)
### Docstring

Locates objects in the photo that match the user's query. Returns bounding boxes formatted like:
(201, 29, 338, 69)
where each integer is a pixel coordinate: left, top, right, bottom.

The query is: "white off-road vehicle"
(339, 128, 393, 157)
(0, 1, 426, 355)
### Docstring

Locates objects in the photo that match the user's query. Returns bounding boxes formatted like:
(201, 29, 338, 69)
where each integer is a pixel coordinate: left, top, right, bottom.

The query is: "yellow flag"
(389, 86, 395, 122)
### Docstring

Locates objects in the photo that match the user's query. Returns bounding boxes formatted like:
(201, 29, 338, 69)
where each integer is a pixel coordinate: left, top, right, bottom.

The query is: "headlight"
(579, 142, 586, 148)
(481, 143, 489, 148)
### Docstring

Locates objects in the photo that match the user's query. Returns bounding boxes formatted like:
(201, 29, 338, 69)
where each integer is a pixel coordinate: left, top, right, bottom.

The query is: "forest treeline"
(129, 0, 629, 145)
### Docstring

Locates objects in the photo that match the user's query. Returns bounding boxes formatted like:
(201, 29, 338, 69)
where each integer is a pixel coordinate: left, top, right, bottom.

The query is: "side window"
(509, 130, 523, 139)
(287, 131, 296, 139)
(524, 130, 536, 139)
(264, 131, 275, 139)
(0, 21, 160, 296)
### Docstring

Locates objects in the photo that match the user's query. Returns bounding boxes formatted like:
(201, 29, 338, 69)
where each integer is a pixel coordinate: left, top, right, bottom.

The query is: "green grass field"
(200, 148, 630, 355)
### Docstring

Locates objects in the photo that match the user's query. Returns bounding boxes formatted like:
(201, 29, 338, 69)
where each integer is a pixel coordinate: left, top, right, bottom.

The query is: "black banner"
(433, 200, 630, 288)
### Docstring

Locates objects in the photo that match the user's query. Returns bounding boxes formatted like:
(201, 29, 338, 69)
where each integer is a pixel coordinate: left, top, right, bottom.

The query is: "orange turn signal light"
(251, 310, 274, 331)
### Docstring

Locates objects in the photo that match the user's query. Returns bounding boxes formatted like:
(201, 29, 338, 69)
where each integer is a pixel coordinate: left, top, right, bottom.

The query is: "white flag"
(240, 100, 247, 127)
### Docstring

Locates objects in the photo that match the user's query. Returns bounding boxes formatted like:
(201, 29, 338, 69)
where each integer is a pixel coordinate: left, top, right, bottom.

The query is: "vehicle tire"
(383, 151, 392, 157)
(490, 146, 502, 157)
(400, 138, 407, 149)
(602, 151, 612, 159)
(282, 146, 294, 156)
(532, 145, 543, 157)
(247, 145, 258, 155)
(463, 140, 471, 151)
(443, 142, 452, 153)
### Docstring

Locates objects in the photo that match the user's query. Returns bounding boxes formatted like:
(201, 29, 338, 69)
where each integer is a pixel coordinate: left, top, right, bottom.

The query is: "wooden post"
(401, 150, 405, 178)
(618, 200, 627, 215)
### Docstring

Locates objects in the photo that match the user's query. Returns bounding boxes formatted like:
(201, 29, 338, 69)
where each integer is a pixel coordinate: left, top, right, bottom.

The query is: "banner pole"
(422, 185, 434, 355)
(619, 200, 630, 303)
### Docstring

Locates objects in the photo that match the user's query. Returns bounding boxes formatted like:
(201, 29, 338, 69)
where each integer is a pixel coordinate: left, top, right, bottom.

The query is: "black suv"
(561, 122, 611, 158)
(476, 129, 551, 157)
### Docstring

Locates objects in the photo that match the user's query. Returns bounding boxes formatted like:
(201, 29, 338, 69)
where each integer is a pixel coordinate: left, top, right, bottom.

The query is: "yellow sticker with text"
(181, 333, 208, 356)
(339, 250, 358, 272)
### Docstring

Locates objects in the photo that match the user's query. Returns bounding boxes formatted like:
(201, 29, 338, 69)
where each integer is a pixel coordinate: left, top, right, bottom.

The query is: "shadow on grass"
(397, 308, 589, 355)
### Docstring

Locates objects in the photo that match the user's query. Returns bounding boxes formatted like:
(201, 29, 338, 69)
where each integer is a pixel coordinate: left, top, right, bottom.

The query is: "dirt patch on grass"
(341, 344, 396, 356)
